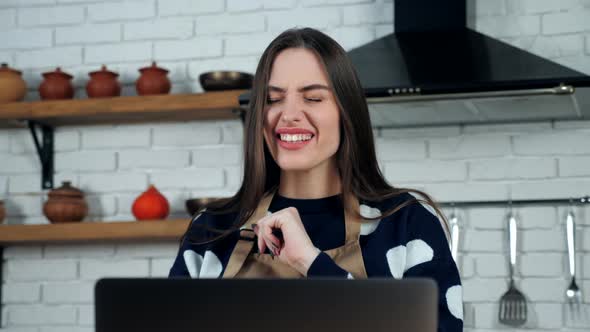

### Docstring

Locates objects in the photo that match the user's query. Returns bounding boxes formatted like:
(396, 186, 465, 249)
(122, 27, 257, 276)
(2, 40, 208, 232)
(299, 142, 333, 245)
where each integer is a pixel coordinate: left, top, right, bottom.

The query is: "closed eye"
(266, 98, 322, 104)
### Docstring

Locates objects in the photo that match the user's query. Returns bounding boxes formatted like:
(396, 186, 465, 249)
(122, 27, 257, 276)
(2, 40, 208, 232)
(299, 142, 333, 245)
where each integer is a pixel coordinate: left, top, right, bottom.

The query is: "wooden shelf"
(0, 90, 247, 127)
(0, 219, 191, 245)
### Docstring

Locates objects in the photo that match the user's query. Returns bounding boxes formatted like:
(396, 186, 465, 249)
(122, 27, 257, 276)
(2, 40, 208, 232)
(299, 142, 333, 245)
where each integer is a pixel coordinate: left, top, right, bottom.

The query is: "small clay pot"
(0, 200, 5, 224)
(136, 61, 171, 95)
(43, 181, 88, 223)
(86, 65, 121, 98)
(39, 67, 74, 100)
(0, 63, 27, 103)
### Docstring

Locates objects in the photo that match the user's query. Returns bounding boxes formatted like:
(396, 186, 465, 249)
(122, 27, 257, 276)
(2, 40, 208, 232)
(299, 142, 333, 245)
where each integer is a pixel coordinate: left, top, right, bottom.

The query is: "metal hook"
(568, 198, 575, 214)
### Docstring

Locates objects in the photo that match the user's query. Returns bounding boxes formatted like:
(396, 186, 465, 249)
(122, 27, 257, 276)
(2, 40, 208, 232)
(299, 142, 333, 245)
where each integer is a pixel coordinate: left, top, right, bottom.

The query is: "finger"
(257, 226, 266, 255)
(262, 236, 278, 257)
(262, 223, 282, 249)
(259, 223, 278, 256)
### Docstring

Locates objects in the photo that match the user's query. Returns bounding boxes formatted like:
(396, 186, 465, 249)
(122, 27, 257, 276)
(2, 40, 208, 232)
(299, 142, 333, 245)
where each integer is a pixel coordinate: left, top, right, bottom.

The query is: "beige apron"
(222, 190, 368, 279)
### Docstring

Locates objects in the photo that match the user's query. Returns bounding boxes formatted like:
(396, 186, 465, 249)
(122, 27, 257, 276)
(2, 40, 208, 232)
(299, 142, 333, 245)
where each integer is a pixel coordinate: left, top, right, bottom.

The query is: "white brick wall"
(1, 1, 590, 331)
(0, 9, 16, 29)
(42, 282, 94, 304)
(191, 145, 242, 167)
(55, 151, 117, 172)
(469, 157, 556, 180)
(87, 1, 156, 22)
(385, 160, 467, 182)
(158, 0, 225, 17)
(197, 13, 266, 35)
(542, 9, 590, 34)
(16, 46, 83, 69)
(56, 24, 121, 45)
(18, 6, 85, 27)
(7, 305, 77, 326)
(81, 125, 150, 149)
(85, 42, 153, 64)
(124, 19, 194, 40)
(79, 259, 149, 279)
(8, 175, 41, 194)
(118, 149, 190, 169)
(154, 37, 223, 60)
(267, 8, 341, 33)
(6, 260, 78, 281)
(149, 168, 224, 189)
(0, 29, 52, 50)
(520, 253, 564, 277)
(2, 283, 41, 304)
(429, 135, 512, 159)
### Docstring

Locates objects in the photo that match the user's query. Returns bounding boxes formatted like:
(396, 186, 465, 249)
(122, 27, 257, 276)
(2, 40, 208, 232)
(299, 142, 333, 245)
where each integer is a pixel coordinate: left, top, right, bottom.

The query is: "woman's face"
(263, 48, 341, 172)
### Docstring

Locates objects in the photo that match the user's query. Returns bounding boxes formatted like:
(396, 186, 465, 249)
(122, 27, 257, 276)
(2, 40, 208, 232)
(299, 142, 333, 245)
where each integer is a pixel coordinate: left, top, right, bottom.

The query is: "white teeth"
(279, 134, 313, 142)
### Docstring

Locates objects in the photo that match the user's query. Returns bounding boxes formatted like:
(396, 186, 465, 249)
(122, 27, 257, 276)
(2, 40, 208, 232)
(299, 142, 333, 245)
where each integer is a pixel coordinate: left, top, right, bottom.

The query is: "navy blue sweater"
(169, 192, 463, 332)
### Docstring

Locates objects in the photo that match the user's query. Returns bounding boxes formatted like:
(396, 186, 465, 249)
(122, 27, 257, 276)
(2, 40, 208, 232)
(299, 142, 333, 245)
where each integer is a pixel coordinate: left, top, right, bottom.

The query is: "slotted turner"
(498, 212, 527, 326)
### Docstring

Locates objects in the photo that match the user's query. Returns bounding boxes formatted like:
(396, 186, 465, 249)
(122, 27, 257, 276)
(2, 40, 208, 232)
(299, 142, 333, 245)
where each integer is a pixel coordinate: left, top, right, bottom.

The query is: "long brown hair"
(186, 27, 449, 243)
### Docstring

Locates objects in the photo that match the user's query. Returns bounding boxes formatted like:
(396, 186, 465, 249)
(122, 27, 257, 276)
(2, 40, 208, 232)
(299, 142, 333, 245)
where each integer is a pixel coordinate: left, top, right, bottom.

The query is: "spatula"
(498, 212, 527, 326)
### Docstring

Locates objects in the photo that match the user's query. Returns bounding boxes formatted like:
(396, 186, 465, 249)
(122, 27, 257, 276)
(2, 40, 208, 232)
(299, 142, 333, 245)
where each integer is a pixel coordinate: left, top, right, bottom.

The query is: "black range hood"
(349, 0, 590, 100)
(239, 0, 590, 127)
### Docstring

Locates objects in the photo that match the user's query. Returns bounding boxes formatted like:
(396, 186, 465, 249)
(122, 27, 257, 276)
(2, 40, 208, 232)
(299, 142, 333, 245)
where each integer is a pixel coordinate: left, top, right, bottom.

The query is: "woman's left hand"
(252, 207, 321, 276)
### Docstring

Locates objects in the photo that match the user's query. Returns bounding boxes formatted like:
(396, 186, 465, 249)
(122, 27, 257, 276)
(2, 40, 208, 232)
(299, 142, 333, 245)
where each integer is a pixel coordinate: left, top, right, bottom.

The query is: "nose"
(280, 95, 304, 123)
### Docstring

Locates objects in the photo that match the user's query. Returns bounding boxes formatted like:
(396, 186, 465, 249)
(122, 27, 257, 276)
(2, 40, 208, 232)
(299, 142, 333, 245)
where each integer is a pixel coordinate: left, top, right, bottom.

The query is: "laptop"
(95, 278, 438, 332)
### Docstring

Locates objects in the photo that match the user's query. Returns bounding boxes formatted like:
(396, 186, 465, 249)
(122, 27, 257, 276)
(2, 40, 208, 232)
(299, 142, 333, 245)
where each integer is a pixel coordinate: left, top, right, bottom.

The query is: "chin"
(276, 157, 316, 172)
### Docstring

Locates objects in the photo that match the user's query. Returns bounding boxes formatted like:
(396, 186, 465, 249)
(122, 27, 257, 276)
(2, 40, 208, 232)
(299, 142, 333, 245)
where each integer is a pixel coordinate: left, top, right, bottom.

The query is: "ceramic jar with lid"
(43, 181, 88, 223)
(86, 65, 121, 98)
(136, 61, 171, 95)
(0, 63, 27, 103)
(39, 67, 75, 100)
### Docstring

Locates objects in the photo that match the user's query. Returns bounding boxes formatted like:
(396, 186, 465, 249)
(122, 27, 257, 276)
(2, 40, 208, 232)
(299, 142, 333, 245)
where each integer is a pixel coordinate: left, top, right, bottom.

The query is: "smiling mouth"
(276, 133, 315, 142)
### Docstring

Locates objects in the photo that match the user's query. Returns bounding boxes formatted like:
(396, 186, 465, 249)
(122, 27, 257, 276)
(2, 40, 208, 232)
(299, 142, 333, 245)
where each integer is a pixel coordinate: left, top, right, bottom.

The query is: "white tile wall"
(1, 0, 590, 331)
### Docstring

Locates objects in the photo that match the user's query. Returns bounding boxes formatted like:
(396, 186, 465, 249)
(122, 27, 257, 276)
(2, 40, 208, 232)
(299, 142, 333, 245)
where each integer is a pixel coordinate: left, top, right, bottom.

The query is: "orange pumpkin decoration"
(132, 185, 170, 221)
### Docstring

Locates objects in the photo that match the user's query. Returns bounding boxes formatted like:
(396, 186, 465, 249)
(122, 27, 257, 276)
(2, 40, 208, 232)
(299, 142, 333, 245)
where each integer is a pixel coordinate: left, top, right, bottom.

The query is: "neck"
(278, 158, 342, 199)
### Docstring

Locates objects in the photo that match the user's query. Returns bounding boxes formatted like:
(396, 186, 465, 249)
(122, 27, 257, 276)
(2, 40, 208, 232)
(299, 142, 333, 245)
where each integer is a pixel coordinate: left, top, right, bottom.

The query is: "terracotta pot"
(0, 63, 27, 103)
(43, 181, 88, 223)
(136, 61, 171, 95)
(86, 65, 121, 98)
(0, 200, 5, 224)
(132, 185, 170, 221)
(39, 67, 74, 100)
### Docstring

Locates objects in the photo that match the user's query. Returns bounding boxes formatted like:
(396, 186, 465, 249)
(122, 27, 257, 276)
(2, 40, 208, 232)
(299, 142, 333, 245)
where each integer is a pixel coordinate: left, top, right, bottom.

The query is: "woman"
(169, 28, 463, 331)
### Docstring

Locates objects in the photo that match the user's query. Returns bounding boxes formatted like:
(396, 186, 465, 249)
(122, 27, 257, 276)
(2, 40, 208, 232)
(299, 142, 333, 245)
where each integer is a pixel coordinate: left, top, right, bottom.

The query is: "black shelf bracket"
(28, 121, 54, 190)
(232, 108, 246, 124)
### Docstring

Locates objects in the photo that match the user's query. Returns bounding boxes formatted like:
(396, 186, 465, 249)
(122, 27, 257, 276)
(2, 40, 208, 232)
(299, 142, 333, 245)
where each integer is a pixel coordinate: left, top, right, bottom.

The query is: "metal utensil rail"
(437, 196, 590, 208)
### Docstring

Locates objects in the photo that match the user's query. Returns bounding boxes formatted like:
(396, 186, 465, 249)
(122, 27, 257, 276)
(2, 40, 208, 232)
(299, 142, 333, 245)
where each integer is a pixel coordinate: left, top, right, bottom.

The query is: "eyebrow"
(268, 84, 331, 93)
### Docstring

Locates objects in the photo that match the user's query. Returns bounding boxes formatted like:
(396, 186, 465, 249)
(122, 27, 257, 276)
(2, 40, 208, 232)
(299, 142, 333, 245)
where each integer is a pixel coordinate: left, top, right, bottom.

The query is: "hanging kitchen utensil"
(565, 208, 582, 304)
(449, 207, 459, 263)
(498, 210, 527, 326)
